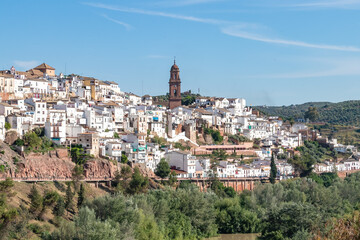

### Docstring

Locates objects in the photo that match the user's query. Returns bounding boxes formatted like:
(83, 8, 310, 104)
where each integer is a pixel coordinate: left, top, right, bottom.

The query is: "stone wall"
(189, 178, 259, 192)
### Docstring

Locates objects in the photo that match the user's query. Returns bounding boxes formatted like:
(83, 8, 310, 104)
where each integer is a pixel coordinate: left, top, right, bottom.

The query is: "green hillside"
(255, 100, 360, 125)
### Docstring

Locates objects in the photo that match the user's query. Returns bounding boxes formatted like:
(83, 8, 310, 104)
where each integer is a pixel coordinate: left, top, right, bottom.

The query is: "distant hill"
(255, 100, 360, 125)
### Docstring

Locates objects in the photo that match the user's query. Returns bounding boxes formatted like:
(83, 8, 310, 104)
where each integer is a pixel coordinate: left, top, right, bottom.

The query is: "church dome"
(170, 61, 179, 71)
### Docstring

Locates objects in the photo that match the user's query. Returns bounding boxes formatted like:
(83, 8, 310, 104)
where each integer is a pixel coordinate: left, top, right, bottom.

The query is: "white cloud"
(84, 2, 360, 52)
(244, 58, 360, 79)
(155, 0, 224, 7)
(83, 2, 231, 25)
(248, 0, 360, 9)
(291, 0, 360, 8)
(13, 60, 40, 70)
(101, 14, 132, 30)
(221, 26, 360, 52)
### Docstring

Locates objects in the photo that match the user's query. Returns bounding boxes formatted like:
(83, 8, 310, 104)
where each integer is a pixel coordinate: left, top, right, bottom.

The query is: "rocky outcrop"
(83, 159, 118, 179)
(0, 141, 23, 177)
(55, 149, 69, 159)
(135, 163, 155, 178)
(204, 134, 214, 145)
(4, 131, 18, 145)
(0, 143, 118, 180)
(14, 151, 74, 179)
(13, 155, 118, 179)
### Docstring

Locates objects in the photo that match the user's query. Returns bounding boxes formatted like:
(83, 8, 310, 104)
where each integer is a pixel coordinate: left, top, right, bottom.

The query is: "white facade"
(45, 109, 67, 145)
(0, 103, 14, 117)
(165, 151, 196, 178)
(24, 79, 49, 94)
(34, 101, 47, 125)
(105, 141, 122, 161)
(216, 161, 236, 177)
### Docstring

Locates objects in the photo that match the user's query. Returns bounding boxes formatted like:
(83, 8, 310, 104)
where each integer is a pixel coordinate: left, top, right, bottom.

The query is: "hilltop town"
(0, 61, 358, 181)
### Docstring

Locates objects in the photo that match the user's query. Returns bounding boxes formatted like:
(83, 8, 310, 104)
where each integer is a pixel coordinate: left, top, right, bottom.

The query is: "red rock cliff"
(0, 148, 117, 180)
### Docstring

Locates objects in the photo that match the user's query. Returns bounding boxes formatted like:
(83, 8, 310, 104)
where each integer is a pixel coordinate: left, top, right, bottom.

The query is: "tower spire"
(169, 60, 181, 109)
(174, 56, 176, 64)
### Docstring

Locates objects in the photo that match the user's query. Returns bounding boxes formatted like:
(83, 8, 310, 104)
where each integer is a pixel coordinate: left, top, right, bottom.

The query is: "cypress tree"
(65, 183, 74, 211)
(53, 196, 65, 217)
(127, 167, 149, 195)
(168, 170, 178, 187)
(270, 152, 277, 184)
(29, 184, 43, 215)
(77, 183, 85, 209)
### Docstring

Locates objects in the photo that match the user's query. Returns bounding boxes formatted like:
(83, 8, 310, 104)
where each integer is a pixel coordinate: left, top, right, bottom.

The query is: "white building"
(0, 103, 15, 117)
(45, 109, 67, 145)
(33, 101, 47, 125)
(216, 161, 236, 177)
(334, 144, 357, 154)
(165, 151, 197, 178)
(24, 78, 49, 95)
(14, 78, 24, 98)
(344, 160, 360, 171)
(127, 93, 141, 105)
(7, 114, 33, 137)
(105, 141, 122, 161)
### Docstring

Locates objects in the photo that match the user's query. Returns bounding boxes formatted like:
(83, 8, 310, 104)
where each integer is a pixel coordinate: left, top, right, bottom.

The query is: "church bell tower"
(169, 60, 181, 109)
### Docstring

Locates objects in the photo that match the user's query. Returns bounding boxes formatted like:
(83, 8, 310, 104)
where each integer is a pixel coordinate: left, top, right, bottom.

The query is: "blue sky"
(1, 0, 360, 106)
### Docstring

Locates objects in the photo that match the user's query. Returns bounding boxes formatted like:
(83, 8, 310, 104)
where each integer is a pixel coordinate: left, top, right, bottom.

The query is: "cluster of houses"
(313, 137, 360, 173)
(0, 63, 358, 179)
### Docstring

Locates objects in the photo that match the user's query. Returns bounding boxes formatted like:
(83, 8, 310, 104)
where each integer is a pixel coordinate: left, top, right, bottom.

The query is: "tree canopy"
(269, 153, 277, 184)
(304, 106, 319, 122)
(255, 100, 360, 125)
(154, 158, 171, 179)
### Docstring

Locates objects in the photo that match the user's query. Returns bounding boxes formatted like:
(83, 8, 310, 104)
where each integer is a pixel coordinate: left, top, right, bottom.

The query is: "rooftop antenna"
(65, 63, 67, 76)
(141, 79, 144, 96)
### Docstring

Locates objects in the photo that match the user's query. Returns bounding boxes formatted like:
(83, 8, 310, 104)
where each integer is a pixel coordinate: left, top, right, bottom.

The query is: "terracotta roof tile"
(33, 63, 55, 70)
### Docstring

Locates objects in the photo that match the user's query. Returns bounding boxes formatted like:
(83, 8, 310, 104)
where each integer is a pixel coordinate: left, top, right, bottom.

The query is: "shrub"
(12, 157, 19, 165)
(204, 127, 223, 143)
(14, 139, 24, 146)
(4, 122, 11, 131)
(154, 158, 171, 179)
(27, 223, 44, 235)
